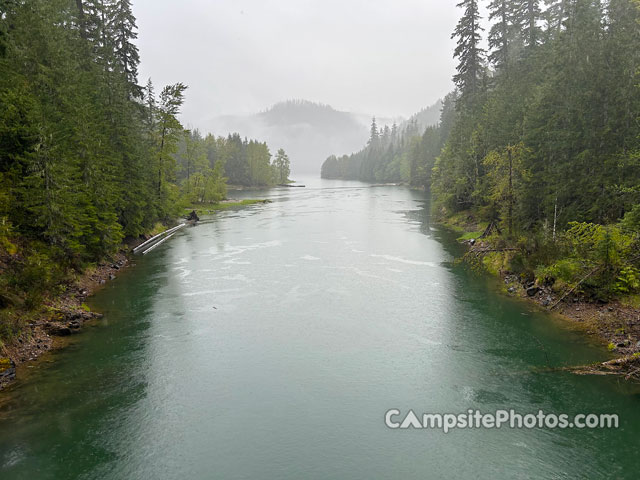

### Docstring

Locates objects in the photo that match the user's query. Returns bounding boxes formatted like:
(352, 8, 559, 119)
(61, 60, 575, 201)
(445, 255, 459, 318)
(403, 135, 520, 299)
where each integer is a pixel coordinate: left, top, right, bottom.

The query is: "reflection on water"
(1, 178, 639, 479)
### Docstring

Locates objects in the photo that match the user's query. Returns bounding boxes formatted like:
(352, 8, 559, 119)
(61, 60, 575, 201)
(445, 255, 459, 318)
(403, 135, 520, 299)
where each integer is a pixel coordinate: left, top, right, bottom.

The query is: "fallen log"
(133, 223, 185, 253)
(141, 231, 178, 254)
(479, 220, 501, 238)
(548, 264, 602, 310)
(563, 355, 640, 380)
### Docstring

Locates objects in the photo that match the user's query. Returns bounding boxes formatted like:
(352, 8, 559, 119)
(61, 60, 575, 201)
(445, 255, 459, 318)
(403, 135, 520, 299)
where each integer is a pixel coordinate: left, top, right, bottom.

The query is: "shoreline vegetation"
(439, 213, 640, 381)
(0, 1, 293, 390)
(0, 198, 269, 390)
(318, 1, 640, 381)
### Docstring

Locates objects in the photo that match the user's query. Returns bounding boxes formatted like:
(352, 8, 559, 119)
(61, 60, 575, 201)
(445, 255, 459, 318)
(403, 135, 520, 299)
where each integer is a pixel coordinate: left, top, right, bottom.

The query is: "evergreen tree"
(488, 0, 516, 71)
(110, 0, 141, 97)
(452, 0, 486, 105)
(368, 117, 379, 147)
(543, 0, 571, 35)
(514, 0, 542, 49)
(274, 148, 291, 184)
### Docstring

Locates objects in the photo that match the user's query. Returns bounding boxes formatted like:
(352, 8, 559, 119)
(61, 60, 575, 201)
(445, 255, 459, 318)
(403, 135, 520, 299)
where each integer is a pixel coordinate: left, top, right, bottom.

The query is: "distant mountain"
(204, 100, 369, 175)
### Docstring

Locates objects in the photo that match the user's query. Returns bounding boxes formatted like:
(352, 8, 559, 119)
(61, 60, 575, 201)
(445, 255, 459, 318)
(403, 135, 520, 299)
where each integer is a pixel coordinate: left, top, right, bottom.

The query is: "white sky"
(133, 0, 469, 125)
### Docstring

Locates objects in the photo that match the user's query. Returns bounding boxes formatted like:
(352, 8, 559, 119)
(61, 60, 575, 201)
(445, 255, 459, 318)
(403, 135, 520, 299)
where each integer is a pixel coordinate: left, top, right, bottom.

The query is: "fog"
(133, 0, 461, 126)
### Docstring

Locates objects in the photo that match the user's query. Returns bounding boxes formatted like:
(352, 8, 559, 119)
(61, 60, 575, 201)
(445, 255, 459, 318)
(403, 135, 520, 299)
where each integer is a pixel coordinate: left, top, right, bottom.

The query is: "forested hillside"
(0, 1, 288, 341)
(433, 0, 640, 300)
(323, 0, 640, 300)
(433, 0, 640, 231)
(320, 99, 449, 184)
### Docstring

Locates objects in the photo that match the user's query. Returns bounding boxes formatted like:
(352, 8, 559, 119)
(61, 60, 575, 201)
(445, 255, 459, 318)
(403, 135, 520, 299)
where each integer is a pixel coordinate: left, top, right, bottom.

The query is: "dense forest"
(324, 0, 640, 300)
(436, 0, 640, 300)
(174, 131, 290, 193)
(320, 100, 447, 183)
(0, 0, 289, 341)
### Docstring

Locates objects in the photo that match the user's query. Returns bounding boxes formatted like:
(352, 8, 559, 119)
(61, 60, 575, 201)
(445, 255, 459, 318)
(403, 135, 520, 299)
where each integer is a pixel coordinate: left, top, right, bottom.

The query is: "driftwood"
(564, 355, 640, 380)
(479, 220, 501, 238)
(548, 265, 603, 310)
(468, 247, 518, 258)
(133, 223, 185, 254)
(141, 231, 178, 254)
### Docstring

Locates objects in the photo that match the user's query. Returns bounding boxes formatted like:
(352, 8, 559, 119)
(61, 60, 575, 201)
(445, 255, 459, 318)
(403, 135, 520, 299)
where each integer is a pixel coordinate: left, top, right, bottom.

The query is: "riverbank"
(438, 213, 640, 380)
(0, 198, 274, 390)
(0, 251, 131, 390)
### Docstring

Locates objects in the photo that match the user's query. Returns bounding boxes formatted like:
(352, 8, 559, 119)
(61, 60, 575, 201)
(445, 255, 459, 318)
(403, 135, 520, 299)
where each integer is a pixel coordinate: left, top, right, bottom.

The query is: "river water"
(1, 179, 639, 479)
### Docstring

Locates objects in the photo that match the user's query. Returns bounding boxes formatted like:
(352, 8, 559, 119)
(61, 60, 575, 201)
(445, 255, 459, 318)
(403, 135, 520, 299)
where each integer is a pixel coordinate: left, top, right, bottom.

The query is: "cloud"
(133, 0, 460, 126)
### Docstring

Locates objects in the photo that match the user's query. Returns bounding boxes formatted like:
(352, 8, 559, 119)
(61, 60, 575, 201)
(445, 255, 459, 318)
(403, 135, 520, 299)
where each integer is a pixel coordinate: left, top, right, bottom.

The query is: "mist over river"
(1, 178, 639, 479)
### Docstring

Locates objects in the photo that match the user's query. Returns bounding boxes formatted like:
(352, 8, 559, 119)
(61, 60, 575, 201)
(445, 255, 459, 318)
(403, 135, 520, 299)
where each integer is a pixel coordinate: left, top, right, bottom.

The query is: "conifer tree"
(452, 0, 486, 105)
(514, 0, 542, 49)
(488, 0, 516, 70)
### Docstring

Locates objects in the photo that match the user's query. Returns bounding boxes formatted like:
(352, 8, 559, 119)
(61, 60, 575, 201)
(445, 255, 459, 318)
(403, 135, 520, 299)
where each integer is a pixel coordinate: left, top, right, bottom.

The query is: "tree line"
(433, 0, 640, 232)
(434, 0, 640, 299)
(0, 0, 290, 339)
(320, 109, 448, 184)
(323, 0, 640, 299)
(174, 130, 291, 202)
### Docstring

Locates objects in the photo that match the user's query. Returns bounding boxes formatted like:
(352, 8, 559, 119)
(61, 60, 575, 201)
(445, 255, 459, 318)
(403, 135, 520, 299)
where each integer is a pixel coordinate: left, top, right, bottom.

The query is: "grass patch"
(619, 294, 640, 309)
(148, 222, 167, 236)
(438, 210, 488, 239)
(457, 230, 483, 241)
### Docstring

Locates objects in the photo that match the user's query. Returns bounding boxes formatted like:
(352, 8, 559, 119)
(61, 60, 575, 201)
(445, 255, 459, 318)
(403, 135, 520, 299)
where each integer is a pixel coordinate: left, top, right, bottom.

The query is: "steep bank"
(0, 251, 131, 390)
(0, 221, 182, 390)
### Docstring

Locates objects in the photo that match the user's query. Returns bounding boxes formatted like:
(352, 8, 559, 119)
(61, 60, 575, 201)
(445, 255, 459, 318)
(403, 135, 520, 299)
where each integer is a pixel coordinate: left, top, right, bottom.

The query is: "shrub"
(613, 266, 640, 295)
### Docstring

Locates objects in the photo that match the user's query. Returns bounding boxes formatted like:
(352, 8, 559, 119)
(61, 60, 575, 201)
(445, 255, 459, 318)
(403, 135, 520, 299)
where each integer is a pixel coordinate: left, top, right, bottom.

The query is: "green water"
(1, 179, 639, 479)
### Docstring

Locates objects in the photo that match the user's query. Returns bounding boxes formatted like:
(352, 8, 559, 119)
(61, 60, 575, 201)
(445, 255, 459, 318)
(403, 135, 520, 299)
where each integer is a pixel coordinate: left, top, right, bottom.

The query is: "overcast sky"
(133, 0, 465, 125)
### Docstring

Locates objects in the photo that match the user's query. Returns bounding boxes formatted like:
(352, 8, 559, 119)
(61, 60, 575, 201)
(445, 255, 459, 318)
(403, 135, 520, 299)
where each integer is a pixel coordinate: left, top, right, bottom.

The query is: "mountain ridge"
(203, 99, 441, 175)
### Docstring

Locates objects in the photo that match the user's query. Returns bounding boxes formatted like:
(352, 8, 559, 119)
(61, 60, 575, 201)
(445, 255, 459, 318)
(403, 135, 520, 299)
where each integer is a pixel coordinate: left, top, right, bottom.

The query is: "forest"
(0, 0, 289, 341)
(324, 0, 640, 301)
(320, 101, 445, 184)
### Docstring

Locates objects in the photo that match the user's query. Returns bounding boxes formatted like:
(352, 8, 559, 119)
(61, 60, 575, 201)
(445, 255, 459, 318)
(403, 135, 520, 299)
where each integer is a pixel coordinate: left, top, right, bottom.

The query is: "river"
(1, 178, 639, 479)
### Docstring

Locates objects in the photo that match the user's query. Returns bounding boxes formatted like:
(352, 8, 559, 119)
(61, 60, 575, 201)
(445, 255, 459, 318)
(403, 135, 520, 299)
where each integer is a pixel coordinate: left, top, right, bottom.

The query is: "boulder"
(526, 286, 540, 297)
(0, 358, 15, 382)
(44, 323, 72, 336)
(187, 210, 200, 222)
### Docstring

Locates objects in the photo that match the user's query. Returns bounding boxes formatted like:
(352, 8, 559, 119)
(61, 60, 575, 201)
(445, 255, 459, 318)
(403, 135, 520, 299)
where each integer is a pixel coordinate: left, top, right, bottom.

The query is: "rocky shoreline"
(0, 251, 132, 390)
(467, 238, 640, 380)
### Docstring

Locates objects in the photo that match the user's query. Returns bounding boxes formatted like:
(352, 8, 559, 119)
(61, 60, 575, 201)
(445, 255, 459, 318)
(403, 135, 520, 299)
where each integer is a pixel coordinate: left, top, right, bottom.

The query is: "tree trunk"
(75, 0, 87, 39)
(553, 194, 558, 241)
(508, 146, 513, 236)
(158, 124, 166, 194)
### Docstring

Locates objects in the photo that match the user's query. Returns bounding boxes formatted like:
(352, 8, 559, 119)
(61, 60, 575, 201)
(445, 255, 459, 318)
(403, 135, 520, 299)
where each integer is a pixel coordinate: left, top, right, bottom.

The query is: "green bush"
(613, 266, 640, 295)
(12, 249, 65, 309)
(537, 258, 583, 285)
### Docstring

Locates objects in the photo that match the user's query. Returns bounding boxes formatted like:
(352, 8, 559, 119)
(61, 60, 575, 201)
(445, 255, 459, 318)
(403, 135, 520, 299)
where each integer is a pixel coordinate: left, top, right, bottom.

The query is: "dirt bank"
(468, 238, 640, 380)
(0, 251, 133, 390)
